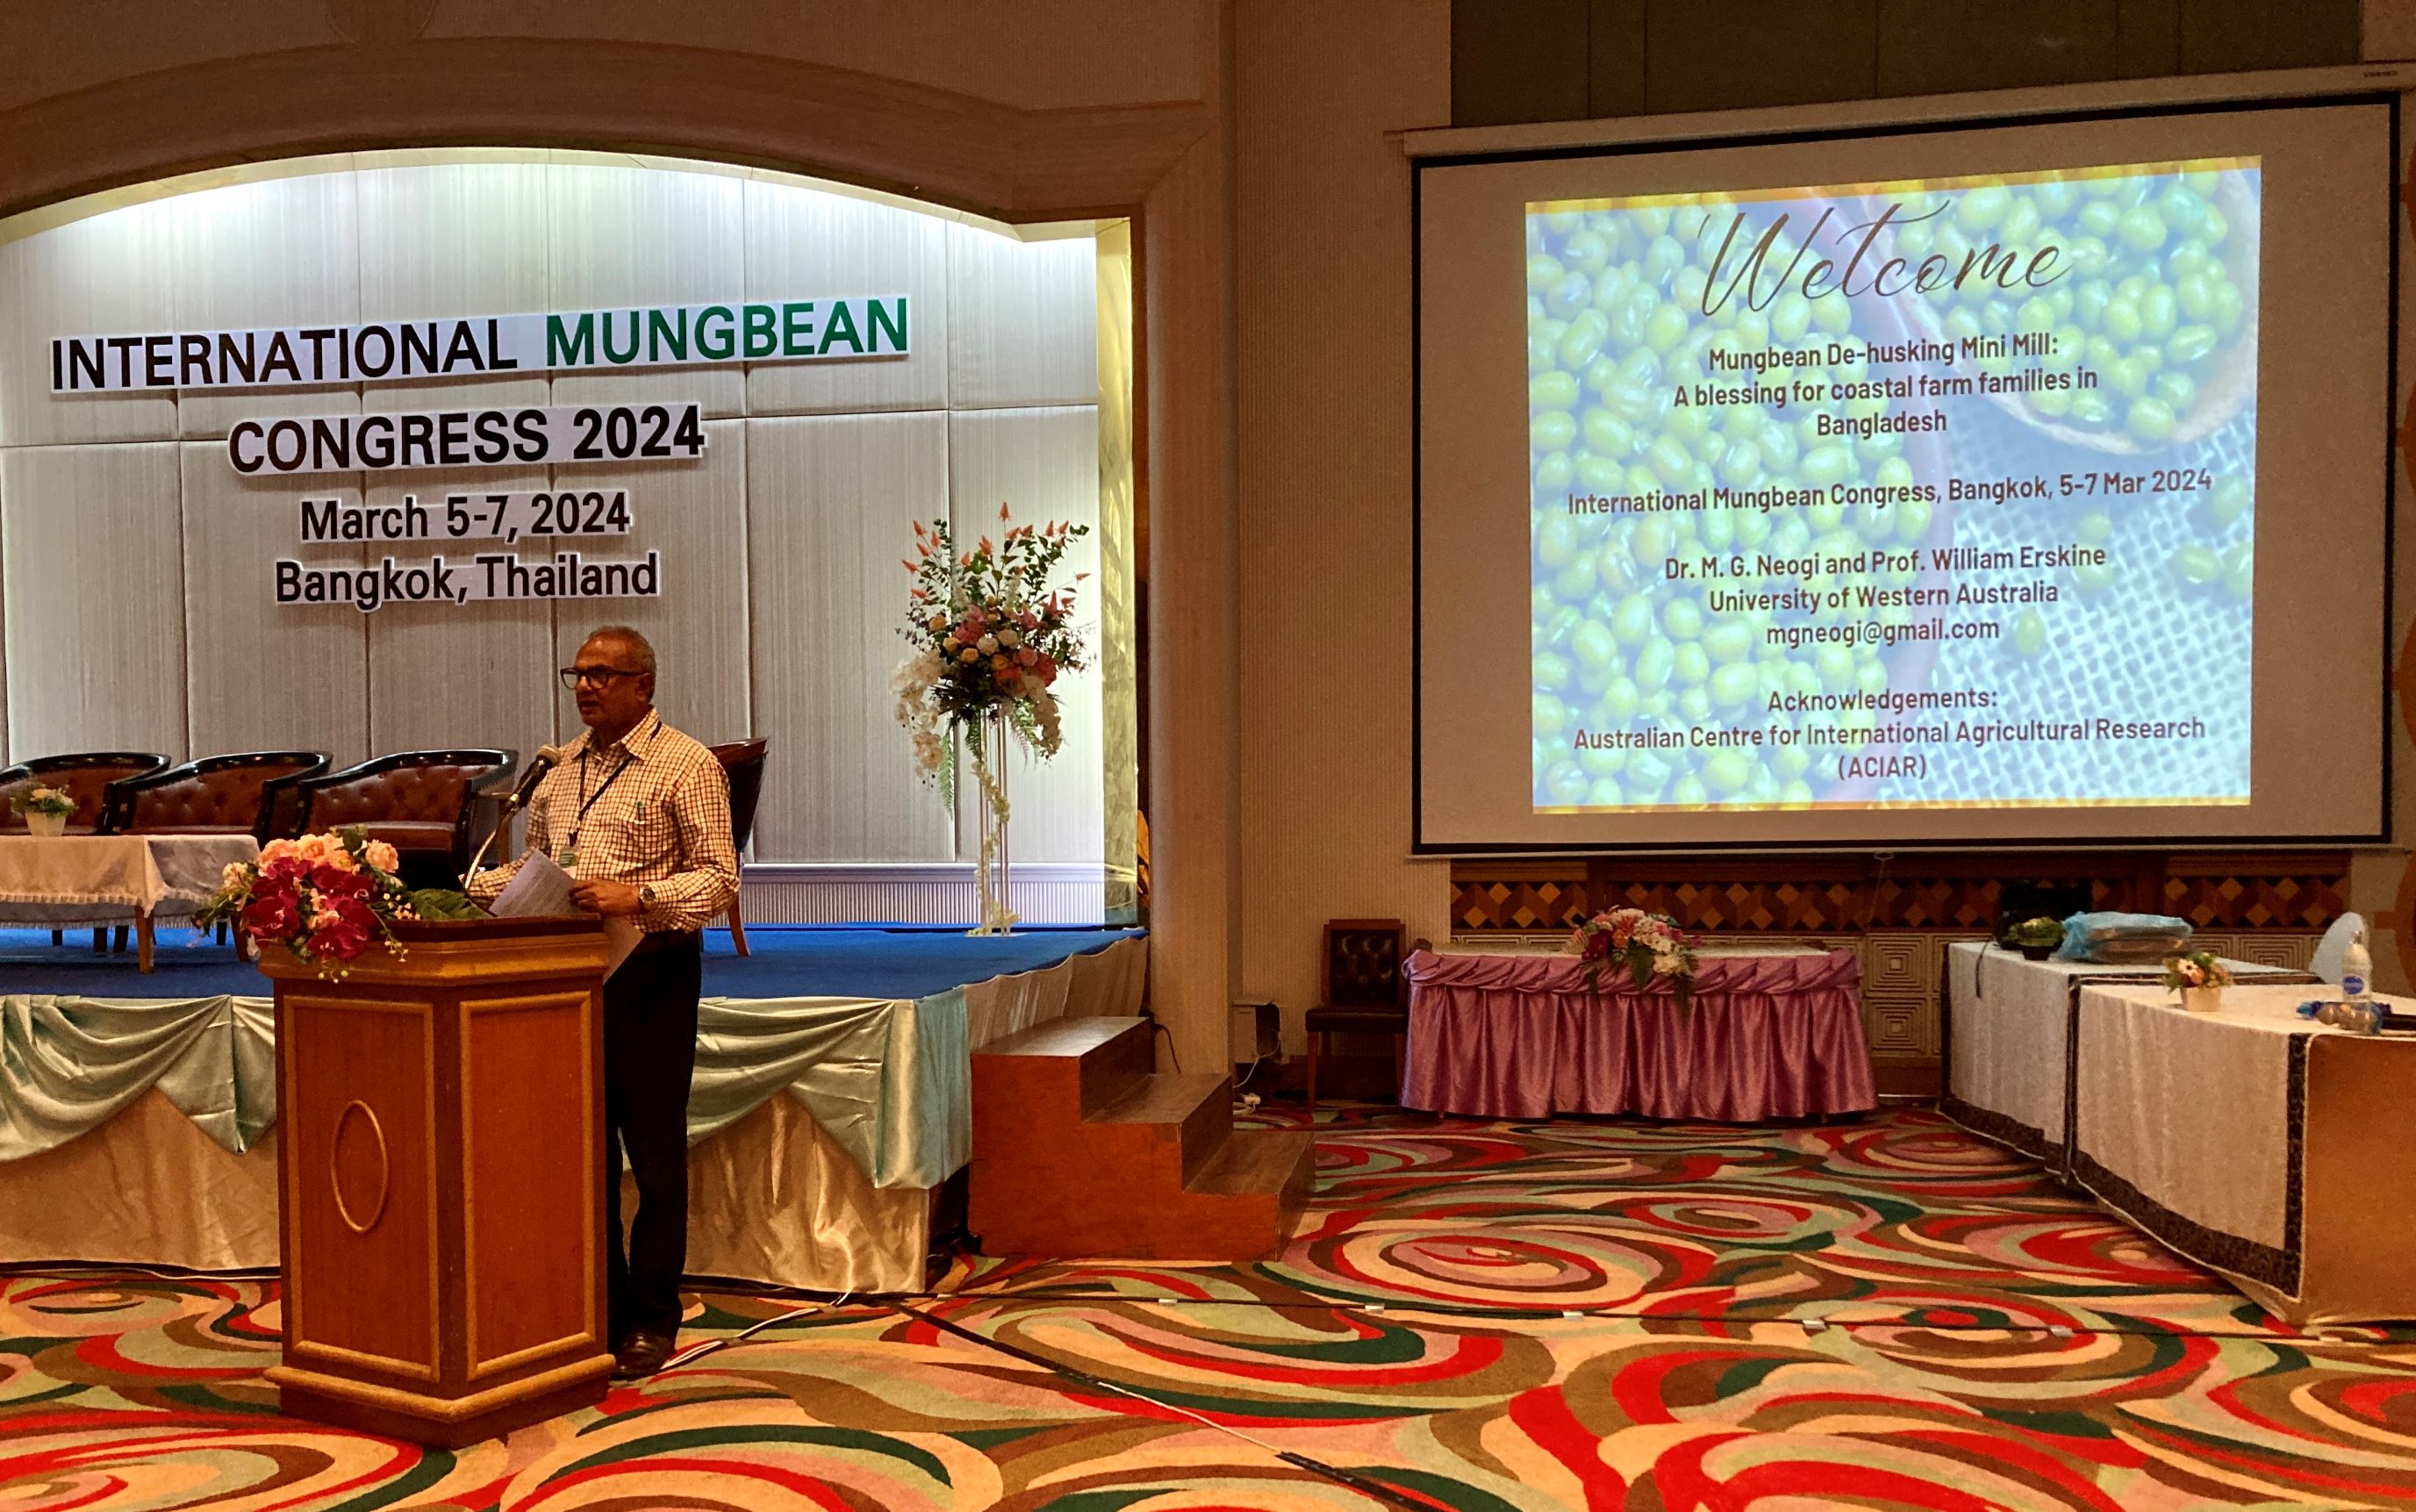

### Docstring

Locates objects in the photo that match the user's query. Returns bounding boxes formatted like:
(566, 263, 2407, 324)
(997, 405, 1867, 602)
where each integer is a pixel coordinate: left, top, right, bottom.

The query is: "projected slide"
(1527, 161, 2260, 813)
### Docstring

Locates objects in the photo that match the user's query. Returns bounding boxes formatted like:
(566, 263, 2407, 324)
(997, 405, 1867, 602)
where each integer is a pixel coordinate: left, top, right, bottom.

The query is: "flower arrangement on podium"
(2164, 949, 2233, 1013)
(197, 826, 478, 978)
(1568, 906, 1700, 1011)
(893, 503, 1090, 935)
(7, 784, 75, 837)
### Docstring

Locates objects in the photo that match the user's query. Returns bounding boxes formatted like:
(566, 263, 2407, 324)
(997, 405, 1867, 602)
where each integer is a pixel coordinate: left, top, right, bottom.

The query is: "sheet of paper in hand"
(489, 850, 582, 917)
(490, 850, 642, 979)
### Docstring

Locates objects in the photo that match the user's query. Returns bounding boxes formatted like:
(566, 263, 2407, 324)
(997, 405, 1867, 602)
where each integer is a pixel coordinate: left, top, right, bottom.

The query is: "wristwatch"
(637, 883, 657, 909)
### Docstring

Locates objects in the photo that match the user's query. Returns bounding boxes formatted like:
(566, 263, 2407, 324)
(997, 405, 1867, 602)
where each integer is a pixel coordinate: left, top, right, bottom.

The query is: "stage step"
(978, 1014, 1156, 1119)
(969, 1014, 1315, 1261)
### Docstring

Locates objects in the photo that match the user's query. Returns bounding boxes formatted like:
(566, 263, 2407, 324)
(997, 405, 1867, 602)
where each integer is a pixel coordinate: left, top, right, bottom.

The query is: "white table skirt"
(1941, 942, 2313, 1171)
(2071, 981, 2416, 1326)
(0, 835, 258, 926)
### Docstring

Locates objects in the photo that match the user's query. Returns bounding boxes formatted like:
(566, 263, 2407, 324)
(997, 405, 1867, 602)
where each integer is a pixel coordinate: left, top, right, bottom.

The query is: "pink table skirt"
(1402, 948, 1875, 1121)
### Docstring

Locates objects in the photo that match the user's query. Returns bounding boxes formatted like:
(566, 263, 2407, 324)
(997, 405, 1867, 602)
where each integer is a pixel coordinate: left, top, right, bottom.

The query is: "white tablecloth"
(0, 835, 259, 926)
(1941, 942, 2312, 1171)
(2072, 981, 2416, 1326)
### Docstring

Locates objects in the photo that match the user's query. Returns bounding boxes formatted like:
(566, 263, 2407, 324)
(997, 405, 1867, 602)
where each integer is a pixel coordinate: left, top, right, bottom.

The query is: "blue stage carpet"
(0, 924, 1144, 1000)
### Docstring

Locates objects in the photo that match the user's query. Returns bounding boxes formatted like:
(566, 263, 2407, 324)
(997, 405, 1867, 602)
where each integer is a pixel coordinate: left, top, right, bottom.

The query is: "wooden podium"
(259, 917, 614, 1447)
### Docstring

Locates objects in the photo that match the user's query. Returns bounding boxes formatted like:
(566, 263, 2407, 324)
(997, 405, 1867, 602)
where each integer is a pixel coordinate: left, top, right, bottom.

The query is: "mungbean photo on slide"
(1525, 161, 2258, 815)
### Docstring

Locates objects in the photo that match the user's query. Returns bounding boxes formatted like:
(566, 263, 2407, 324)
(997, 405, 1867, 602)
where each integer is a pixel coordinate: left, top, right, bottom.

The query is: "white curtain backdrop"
(0, 153, 1109, 878)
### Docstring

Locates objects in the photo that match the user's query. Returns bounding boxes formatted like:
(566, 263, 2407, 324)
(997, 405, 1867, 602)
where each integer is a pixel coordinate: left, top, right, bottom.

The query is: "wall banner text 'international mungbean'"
(49, 297, 909, 612)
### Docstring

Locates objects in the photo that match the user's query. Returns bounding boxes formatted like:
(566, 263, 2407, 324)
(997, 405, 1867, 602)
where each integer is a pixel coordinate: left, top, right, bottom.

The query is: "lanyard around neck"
(570, 745, 635, 847)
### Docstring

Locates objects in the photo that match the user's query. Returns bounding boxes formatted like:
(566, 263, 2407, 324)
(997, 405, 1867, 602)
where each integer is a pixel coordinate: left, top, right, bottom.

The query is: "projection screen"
(1417, 97, 2396, 852)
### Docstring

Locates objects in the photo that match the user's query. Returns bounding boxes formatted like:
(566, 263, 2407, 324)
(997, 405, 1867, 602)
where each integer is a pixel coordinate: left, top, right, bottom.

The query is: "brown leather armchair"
(290, 749, 516, 889)
(3, 751, 170, 949)
(0, 752, 168, 834)
(102, 750, 332, 843)
(94, 751, 331, 953)
(708, 737, 769, 955)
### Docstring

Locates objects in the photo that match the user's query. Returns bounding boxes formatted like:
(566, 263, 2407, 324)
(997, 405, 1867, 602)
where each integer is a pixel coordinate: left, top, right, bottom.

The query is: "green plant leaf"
(407, 889, 484, 921)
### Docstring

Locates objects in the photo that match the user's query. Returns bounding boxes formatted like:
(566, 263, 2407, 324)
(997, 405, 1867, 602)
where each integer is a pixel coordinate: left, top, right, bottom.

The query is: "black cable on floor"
(887, 1300, 1449, 1512)
(898, 1282, 2394, 1345)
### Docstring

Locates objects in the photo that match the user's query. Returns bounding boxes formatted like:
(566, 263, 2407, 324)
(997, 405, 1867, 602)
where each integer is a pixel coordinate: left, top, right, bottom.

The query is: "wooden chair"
(1303, 919, 1408, 1112)
(103, 750, 332, 843)
(3, 751, 169, 835)
(1, 751, 169, 949)
(708, 737, 769, 955)
(99, 750, 331, 953)
(289, 749, 516, 889)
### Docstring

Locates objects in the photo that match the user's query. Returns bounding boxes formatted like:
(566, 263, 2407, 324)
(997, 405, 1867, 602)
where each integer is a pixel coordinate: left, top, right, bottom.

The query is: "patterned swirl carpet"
(6, 1105, 2416, 1510)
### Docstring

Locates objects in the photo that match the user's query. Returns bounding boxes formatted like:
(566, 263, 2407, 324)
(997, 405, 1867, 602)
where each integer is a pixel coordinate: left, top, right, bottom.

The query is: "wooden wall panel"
(548, 421, 751, 747)
(946, 225, 1098, 410)
(947, 405, 1105, 865)
(168, 172, 361, 441)
(0, 442, 187, 757)
(743, 179, 950, 417)
(356, 158, 553, 415)
(362, 463, 558, 768)
(0, 200, 179, 447)
(744, 412, 954, 863)
(178, 443, 369, 765)
(545, 162, 746, 419)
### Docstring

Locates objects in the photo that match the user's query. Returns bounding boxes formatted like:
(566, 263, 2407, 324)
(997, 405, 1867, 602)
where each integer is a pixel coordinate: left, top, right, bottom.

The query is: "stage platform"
(0, 922, 1143, 1001)
(1, 921, 1151, 1292)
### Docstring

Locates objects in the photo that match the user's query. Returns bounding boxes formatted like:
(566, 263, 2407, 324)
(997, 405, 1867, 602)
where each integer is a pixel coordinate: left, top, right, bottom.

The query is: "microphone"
(505, 743, 570, 811)
(462, 744, 569, 886)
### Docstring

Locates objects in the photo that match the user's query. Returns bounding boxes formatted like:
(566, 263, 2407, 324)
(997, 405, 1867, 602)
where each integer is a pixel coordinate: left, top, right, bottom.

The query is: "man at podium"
(469, 625, 739, 1379)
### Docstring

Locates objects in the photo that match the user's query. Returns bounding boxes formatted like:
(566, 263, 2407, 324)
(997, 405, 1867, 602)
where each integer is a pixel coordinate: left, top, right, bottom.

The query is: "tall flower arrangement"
(893, 503, 1090, 933)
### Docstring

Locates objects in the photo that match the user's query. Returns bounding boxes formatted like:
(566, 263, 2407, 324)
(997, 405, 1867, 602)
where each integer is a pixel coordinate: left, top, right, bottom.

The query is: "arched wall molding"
(0, 25, 1241, 1078)
(0, 37, 1215, 226)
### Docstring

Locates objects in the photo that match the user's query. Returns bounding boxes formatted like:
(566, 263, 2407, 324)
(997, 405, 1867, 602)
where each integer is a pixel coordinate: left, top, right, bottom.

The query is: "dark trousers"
(602, 931, 702, 1341)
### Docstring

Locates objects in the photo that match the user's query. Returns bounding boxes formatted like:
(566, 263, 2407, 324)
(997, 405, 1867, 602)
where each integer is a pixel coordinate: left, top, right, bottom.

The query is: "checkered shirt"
(468, 708, 740, 935)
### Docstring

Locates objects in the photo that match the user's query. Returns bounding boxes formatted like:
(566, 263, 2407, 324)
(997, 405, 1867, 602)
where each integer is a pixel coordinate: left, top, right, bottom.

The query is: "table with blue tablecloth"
(0, 928, 1147, 1291)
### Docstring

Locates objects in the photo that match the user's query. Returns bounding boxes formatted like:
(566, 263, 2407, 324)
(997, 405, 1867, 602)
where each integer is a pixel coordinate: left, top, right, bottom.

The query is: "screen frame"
(1411, 90, 2401, 856)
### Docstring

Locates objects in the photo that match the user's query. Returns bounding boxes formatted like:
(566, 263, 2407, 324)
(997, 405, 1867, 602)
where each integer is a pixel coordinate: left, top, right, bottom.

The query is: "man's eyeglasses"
(559, 666, 644, 691)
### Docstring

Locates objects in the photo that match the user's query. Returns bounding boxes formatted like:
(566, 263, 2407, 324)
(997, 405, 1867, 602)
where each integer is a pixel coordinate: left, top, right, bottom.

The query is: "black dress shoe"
(612, 1329, 675, 1379)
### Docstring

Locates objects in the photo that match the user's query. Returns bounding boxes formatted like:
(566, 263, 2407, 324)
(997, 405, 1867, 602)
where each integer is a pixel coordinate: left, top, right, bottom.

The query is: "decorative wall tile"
(1866, 1000, 1930, 1057)
(1864, 931, 1936, 999)
(2237, 934, 2317, 970)
(1450, 869, 2348, 934)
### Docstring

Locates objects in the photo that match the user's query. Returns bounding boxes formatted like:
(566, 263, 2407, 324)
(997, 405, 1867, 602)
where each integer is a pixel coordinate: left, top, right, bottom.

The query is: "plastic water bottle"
(2342, 928, 2371, 1006)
